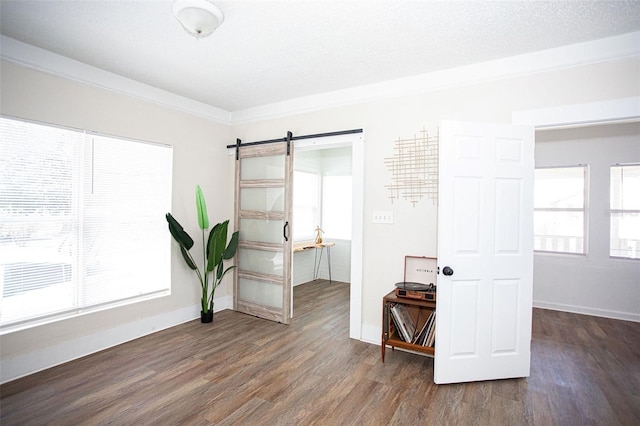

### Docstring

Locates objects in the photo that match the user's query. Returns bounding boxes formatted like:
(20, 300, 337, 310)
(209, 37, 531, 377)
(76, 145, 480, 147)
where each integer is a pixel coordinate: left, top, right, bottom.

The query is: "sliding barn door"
(233, 142, 292, 324)
(435, 120, 534, 384)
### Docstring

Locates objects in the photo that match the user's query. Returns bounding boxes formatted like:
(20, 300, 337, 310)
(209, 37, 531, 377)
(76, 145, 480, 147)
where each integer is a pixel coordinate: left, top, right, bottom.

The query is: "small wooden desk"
(293, 242, 336, 283)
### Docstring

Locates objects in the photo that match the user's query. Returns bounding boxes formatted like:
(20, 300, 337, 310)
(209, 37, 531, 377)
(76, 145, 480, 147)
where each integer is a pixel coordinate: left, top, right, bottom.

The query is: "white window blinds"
(0, 116, 172, 332)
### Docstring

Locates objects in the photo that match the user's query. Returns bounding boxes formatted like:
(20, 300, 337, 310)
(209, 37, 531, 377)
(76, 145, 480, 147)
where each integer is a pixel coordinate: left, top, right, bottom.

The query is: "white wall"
(0, 60, 232, 383)
(1, 34, 638, 383)
(231, 56, 640, 343)
(534, 123, 640, 321)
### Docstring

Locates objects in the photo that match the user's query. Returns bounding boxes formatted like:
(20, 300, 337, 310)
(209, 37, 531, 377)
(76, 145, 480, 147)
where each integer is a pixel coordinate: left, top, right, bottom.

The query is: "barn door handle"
(443, 266, 454, 276)
(283, 221, 289, 242)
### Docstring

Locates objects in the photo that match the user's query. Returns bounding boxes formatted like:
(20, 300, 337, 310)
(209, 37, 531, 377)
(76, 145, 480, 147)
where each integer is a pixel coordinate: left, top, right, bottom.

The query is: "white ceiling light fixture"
(172, 0, 224, 39)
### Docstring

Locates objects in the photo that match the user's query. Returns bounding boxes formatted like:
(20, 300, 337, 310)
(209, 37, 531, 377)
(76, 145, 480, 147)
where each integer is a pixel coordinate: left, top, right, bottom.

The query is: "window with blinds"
(0, 116, 172, 332)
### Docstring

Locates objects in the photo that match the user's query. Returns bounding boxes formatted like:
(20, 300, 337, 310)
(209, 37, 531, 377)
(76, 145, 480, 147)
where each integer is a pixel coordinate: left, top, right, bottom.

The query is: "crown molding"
(0, 35, 232, 125)
(2, 32, 638, 127)
(230, 31, 640, 125)
(513, 97, 640, 129)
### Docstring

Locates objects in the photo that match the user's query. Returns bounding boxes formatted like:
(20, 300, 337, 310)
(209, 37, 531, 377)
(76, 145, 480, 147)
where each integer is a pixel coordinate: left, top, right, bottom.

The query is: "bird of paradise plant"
(165, 185, 238, 321)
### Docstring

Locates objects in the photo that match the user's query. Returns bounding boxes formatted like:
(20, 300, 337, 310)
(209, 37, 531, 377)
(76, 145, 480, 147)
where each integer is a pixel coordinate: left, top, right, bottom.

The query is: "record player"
(394, 256, 437, 301)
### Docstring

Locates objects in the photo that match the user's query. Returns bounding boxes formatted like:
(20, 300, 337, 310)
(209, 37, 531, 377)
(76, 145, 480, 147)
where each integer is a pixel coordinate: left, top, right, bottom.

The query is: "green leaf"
(179, 246, 198, 270)
(216, 260, 224, 280)
(212, 221, 228, 268)
(195, 185, 209, 230)
(223, 231, 239, 260)
(166, 213, 194, 249)
(206, 222, 222, 272)
(219, 265, 237, 282)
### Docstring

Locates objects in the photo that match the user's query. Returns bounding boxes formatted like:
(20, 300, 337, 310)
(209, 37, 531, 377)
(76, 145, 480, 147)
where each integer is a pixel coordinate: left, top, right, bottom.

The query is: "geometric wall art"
(384, 126, 439, 206)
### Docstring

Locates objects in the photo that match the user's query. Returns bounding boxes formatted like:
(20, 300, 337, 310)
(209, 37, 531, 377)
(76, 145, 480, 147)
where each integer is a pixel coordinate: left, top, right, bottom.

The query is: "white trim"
(231, 32, 640, 124)
(349, 134, 364, 340)
(533, 300, 640, 323)
(3, 31, 638, 126)
(0, 35, 232, 125)
(288, 132, 365, 340)
(0, 295, 232, 384)
(513, 97, 640, 129)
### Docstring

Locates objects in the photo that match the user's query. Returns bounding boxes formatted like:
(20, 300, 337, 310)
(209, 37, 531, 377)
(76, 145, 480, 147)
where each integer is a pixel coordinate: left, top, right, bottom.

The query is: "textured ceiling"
(1, 1, 639, 112)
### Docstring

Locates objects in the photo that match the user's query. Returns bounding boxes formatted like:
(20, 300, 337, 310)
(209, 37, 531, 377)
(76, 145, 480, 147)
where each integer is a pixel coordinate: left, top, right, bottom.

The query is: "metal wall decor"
(384, 126, 438, 206)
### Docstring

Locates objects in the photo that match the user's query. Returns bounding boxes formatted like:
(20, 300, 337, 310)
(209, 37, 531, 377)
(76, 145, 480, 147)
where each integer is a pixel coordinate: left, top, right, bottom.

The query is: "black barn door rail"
(228, 128, 363, 159)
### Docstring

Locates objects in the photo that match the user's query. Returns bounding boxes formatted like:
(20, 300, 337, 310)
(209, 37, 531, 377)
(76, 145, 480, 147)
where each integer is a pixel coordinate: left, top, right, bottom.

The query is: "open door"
(435, 120, 534, 384)
(233, 141, 292, 324)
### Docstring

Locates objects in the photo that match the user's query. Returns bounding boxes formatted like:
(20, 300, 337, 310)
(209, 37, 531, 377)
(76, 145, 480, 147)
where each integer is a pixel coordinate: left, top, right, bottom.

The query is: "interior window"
(610, 163, 640, 259)
(534, 165, 588, 254)
(322, 175, 352, 240)
(292, 170, 320, 241)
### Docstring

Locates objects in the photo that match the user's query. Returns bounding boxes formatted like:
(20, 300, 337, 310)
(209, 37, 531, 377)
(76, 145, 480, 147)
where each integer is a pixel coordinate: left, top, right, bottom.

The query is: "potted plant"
(165, 185, 239, 323)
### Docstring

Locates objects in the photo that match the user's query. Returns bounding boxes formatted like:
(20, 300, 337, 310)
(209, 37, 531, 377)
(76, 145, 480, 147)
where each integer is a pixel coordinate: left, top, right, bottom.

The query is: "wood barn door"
(233, 142, 293, 324)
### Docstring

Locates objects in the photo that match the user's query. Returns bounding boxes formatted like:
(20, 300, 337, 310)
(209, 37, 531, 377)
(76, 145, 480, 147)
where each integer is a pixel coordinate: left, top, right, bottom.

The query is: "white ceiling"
(1, 1, 639, 113)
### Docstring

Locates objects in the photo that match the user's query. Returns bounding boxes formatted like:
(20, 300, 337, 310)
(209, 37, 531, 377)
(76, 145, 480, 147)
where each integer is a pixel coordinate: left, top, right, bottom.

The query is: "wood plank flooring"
(1, 280, 639, 425)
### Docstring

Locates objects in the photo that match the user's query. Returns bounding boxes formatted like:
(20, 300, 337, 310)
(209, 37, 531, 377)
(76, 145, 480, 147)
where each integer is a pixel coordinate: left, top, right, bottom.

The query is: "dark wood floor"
(1, 280, 639, 425)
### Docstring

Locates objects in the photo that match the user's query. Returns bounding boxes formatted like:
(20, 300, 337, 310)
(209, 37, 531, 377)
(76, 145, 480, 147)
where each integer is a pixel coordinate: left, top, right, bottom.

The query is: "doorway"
(292, 146, 352, 311)
(291, 133, 364, 338)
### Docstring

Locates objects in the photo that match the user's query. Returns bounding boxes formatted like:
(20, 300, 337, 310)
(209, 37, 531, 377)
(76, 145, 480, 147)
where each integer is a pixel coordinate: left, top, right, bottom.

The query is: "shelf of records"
(390, 302, 436, 347)
(381, 290, 436, 361)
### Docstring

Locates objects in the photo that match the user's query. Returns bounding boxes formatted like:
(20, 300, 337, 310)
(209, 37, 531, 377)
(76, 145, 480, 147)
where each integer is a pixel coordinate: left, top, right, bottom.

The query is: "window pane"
(293, 171, 319, 240)
(240, 187, 284, 212)
(610, 164, 640, 259)
(534, 211, 584, 254)
(0, 118, 80, 324)
(80, 135, 172, 307)
(238, 277, 282, 309)
(239, 218, 284, 244)
(611, 165, 640, 210)
(0, 117, 172, 331)
(241, 155, 284, 180)
(610, 212, 640, 259)
(322, 176, 352, 239)
(534, 166, 587, 255)
(535, 167, 585, 209)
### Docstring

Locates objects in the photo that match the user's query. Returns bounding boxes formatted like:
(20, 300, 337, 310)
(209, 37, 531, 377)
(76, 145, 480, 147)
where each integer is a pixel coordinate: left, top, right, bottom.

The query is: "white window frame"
(0, 116, 172, 333)
(534, 165, 589, 255)
(609, 163, 640, 260)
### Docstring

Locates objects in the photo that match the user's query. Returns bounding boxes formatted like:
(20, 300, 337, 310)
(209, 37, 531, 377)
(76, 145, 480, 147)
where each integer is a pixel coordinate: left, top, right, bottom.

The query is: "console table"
(293, 241, 336, 283)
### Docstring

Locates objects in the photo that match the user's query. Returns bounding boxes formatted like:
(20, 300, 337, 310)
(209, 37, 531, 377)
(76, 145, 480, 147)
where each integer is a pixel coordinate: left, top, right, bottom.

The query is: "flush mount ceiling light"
(172, 0, 224, 39)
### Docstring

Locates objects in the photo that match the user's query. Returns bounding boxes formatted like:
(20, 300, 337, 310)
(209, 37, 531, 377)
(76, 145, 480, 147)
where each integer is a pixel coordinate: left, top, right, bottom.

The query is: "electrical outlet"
(373, 210, 394, 224)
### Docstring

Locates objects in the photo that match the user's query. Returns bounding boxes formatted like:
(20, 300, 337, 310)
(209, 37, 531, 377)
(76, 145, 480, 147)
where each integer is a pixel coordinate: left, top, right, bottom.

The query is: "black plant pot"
(201, 310, 213, 323)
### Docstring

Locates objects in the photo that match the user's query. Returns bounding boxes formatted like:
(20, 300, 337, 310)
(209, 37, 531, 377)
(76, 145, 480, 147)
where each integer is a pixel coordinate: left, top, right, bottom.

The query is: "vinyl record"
(395, 281, 431, 291)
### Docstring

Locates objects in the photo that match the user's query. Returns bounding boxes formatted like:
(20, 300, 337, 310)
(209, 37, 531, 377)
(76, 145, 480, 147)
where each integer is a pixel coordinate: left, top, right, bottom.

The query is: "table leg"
(327, 245, 332, 283)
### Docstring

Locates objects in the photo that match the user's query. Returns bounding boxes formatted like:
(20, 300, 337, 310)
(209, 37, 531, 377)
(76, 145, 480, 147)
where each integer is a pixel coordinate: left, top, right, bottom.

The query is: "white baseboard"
(1, 295, 233, 384)
(533, 300, 640, 323)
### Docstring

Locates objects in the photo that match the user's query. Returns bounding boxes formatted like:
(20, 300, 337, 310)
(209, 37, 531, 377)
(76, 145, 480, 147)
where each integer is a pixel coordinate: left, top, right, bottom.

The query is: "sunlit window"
(0, 116, 172, 332)
(534, 165, 588, 254)
(610, 164, 640, 259)
(293, 171, 320, 241)
(322, 175, 352, 240)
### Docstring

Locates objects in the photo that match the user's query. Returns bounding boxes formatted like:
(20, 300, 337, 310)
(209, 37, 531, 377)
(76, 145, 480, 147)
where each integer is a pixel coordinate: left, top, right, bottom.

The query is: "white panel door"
(435, 120, 534, 384)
